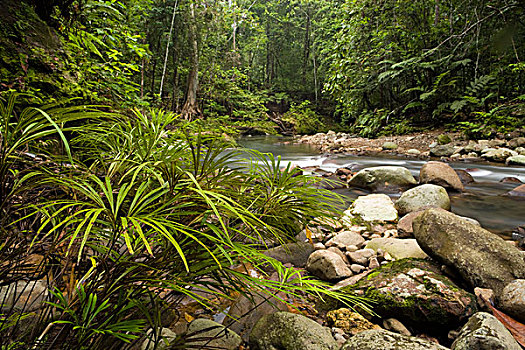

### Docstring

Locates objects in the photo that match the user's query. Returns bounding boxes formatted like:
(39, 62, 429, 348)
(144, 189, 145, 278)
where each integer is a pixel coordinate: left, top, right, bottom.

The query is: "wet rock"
(350, 194, 398, 222)
(348, 166, 417, 192)
(506, 154, 525, 165)
(383, 318, 411, 336)
(326, 308, 381, 336)
(499, 279, 525, 322)
(186, 318, 242, 350)
(482, 148, 518, 161)
(325, 231, 365, 249)
(0, 280, 48, 312)
(454, 170, 475, 185)
(341, 329, 448, 350)
(395, 184, 450, 215)
(365, 238, 428, 260)
(382, 141, 398, 150)
(500, 177, 523, 184)
(451, 312, 521, 350)
(141, 328, 178, 350)
(420, 161, 464, 191)
(263, 242, 315, 268)
(336, 167, 353, 177)
(306, 250, 353, 281)
(344, 259, 477, 328)
(507, 184, 525, 197)
(430, 144, 455, 157)
(413, 209, 525, 296)
(250, 312, 339, 350)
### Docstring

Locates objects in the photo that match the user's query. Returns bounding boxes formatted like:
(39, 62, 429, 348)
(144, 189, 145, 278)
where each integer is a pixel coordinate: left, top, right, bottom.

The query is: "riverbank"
(295, 129, 525, 165)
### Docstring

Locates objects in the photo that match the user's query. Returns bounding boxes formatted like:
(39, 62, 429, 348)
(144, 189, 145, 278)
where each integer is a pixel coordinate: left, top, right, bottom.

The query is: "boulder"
(455, 169, 475, 185)
(420, 161, 464, 191)
(350, 194, 398, 222)
(499, 279, 525, 322)
(306, 250, 353, 281)
(341, 329, 448, 350)
(186, 318, 242, 350)
(326, 308, 381, 336)
(395, 184, 450, 215)
(506, 155, 525, 166)
(325, 231, 365, 249)
(508, 137, 525, 148)
(413, 209, 525, 296)
(343, 259, 477, 328)
(348, 166, 417, 192)
(347, 249, 375, 265)
(382, 141, 398, 150)
(482, 148, 517, 161)
(451, 312, 521, 350)
(365, 238, 428, 260)
(263, 242, 315, 268)
(0, 280, 48, 312)
(507, 184, 525, 197)
(249, 312, 339, 350)
(397, 209, 480, 238)
(430, 144, 455, 157)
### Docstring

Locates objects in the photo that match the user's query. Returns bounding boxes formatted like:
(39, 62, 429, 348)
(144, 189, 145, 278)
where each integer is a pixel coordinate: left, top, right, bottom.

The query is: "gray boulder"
(341, 329, 448, 350)
(263, 242, 315, 268)
(420, 161, 464, 191)
(499, 279, 525, 322)
(186, 318, 242, 350)
(348, 166, 417, 192)
(451, 312, 521, 350)
(413, 209, 525, 296)
(395, 184, 450, 215)
(306, 250, 353, 281)
(350, 194, 398, 222)
(250, 312, 339, 350)
(430, 144, 455, 157)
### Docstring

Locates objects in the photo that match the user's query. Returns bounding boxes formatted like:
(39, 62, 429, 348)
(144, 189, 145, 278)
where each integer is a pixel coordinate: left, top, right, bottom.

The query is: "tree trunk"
(159, 0, 178, 99)
(181, 0, 201, 120)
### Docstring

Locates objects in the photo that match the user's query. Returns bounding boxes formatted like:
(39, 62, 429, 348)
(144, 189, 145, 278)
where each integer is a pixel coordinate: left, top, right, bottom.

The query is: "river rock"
(382, 141, 398, 150)
(430, 144, 455, 157)
(383, 318, 411, 336)
(347, 248, 375, 265)
(250, 312, 339, 350)
(306, 250, 353, 281)
(343, 259, 477, 328)
(455, 169, 475, 185)
(263, 242, 315, 268)
(413, 209, 525, 296)
(325, 231, 365, 249)
(506, 154, 525, 165)
(437, 134, 452, 145)
(350, 194, 398, 222)
(186, 318, 242, 350)
(341, 329, 448, 350)
(499, 279, 525, 322)
(395, 184, 450, 215)
(365, 238, 428, 259)
(506, 184, 525, 197)
(407, 149, 421, 155)
(141, 328, 178, 350)
(482, 148, 518, 161)
(451, 312, 521, 350)
(348, 166, 417, 192)
(508, 137, 525, 148)
(0, 280, 49, 312)
(326, 308, 381, 336)
(397, 209, 480, 237)
(420, 161, 464, 191)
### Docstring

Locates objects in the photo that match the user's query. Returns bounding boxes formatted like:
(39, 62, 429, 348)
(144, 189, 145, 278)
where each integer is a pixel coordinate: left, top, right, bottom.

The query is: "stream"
(237, 135, 525, 238)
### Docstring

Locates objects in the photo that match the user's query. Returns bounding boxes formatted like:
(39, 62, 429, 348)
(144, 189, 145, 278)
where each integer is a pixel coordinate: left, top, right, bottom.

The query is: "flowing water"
(236, 135, 525, 237)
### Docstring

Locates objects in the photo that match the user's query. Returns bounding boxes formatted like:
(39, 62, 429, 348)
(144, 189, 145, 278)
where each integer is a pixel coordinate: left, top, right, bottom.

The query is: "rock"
(437, 134, 452, 145)
(306, 250, 353, 281)
(507, 184, 525, 197)
(341, 329, 448, 350)
(383, 318, 411, 336)
(500, 177, 522, 183)
(264, 242, 315, 268)
(451, 312, 521, 350)
(0, 280, 48, 312)
(250, 312, 339, 350)
(506, 155, 525, 165)
(325, 231, 365, 249)
(365, 238, 428, 260)
(348, 166, 417, 192)
(413, 209, 525, 296)
(420, 161, 464, 191)
(347, 249, 375, 265)
(344, 259, 477, 328)
(499, 279, 525, 322)
(395, 184, 450, 215)
(350, 264, 366, 274)
(455, 170, 475, 185)
(350, 194, 398, 222)
(489, 139, 507, 147)
(382, 141, 398, 150)
(369, 257, 380, 269)
(326, 308, 381, 336)
(327, 247, 349, 264)
(186, 318, 242, 350)
(407, 149, 421, 155)
(508, 137, 525, 148)
(336, 167, 353, 176)
(141, 328, 178, 350)
(516, 146, 525, 155)
(430, 144, 455, 157)
(482, 148, 518, 161)
(397, 209, 479, 238)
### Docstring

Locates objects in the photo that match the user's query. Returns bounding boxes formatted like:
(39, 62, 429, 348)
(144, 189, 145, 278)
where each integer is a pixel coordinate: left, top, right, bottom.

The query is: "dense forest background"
(1, 0, 524, 136)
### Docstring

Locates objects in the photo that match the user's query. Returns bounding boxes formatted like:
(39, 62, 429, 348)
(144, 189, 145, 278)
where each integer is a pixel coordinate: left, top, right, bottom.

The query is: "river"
(237, 135, 525, 238)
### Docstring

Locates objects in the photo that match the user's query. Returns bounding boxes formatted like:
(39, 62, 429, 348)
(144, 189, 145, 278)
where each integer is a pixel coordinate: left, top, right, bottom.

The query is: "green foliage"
(283, 100, 325, 134)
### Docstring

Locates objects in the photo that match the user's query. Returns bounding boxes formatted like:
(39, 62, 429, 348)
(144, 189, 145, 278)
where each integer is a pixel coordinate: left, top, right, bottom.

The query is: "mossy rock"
(437, 134, 452, 145)
(341, 259, 477, 330)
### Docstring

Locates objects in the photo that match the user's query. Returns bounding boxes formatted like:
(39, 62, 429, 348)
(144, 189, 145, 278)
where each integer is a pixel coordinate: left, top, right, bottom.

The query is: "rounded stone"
(395, 184, 450, 215)
(499, 279, 525, 322)
(420, 161, 464, 191)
